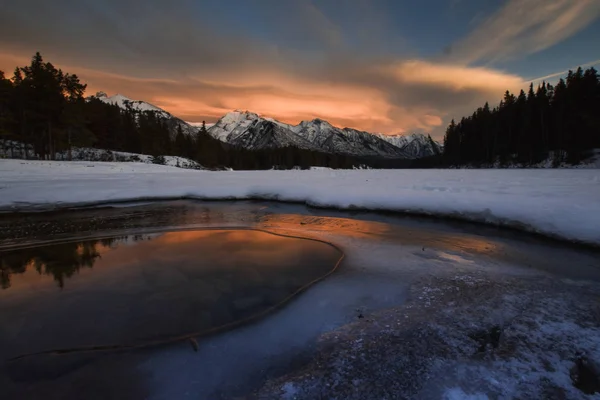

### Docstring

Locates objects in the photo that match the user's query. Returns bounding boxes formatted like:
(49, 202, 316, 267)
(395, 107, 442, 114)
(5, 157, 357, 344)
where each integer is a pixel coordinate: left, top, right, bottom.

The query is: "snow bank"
(0, 141, 203, 170)
(1, 159, 599, 246)
(53, 147, 203, 169)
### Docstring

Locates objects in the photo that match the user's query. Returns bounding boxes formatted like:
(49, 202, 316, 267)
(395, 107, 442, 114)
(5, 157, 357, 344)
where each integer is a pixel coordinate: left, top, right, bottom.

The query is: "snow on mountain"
(93, 92, 198, 136)
(208, 111, 262, 142)
(291, 119, 411, 158)
(208, 111, 292, 143)
(209, 113, 413, 158)
(376, 133, 443, 159)
(91, 92, 439, 159)
(229, 120, 320, 151)
(96, 93, 171, 119)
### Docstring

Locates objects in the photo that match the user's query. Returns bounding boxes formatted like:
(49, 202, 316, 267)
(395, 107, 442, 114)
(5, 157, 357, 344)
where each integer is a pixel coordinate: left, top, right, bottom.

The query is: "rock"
(468, 325, 502, 353)
(570, 356, 600, 394)
(189, 338, 199, 352)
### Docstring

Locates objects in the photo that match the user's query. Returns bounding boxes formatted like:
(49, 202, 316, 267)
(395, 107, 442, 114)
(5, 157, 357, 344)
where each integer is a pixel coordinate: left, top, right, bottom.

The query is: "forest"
(443, 66, 600, 166)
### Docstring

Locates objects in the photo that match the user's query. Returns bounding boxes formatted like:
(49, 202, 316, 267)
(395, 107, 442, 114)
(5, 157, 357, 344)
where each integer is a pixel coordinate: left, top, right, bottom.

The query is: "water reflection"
(0, 236, 154, 289)
(260, 213, 503, 255)
(1, 241, 101, 289)
(0, 229, 342, 361)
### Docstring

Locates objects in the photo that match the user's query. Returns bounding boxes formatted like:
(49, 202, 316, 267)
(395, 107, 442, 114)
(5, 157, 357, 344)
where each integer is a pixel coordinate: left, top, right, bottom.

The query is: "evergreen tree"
(443, 66, 600, 166)
(0, 71, 15, 156)
(174, 124, 186, 155)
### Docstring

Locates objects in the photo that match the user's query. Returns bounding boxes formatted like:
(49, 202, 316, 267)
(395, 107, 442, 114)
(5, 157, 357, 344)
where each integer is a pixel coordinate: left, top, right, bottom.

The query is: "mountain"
(91, 93, 441, 159)
(92, 92, 199, 136)
(209, 112, 414, 159)
(290, 119, 411, 158)
(186, 121, 215, 129)
(375, 133, 443, 159)
(229, 120, 320, 151)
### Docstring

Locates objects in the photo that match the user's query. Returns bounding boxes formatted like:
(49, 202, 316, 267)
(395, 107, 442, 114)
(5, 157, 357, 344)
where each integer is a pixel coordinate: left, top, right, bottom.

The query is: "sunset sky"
(1, 0, 599, 138)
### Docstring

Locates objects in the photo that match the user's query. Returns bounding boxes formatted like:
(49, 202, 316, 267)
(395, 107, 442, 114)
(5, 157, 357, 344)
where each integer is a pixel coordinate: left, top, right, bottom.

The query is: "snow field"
(1, 159, 599, 246)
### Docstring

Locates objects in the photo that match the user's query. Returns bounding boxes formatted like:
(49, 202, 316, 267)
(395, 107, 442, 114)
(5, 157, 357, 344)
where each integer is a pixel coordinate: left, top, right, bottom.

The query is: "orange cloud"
(0, 51, 526, 137)
(384, 60, 524, 93)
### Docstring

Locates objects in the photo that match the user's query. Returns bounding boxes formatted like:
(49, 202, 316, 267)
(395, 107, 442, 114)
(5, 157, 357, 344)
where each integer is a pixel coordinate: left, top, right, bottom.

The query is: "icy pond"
(1, 200, 600, 399)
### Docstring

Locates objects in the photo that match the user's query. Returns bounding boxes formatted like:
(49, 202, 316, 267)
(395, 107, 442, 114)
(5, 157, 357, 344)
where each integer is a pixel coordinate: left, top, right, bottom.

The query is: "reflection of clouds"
(152, 230, 332, 267)
(260, 214, 392, 239)
(259, 214, 503, 257)
(437, 252, 475, 264)
(435, 236, 501, 255)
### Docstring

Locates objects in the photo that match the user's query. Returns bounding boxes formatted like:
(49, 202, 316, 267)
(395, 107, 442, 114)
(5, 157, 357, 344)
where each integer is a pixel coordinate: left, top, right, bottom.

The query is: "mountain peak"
(110, 93, 133, 102)
(220, 110, 261, 124)
(376, 132, 442, 158)
(231, 110, 260, 117)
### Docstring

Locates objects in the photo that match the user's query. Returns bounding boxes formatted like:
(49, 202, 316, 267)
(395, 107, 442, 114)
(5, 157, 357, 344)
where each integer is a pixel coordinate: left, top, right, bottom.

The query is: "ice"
(1, 199, 599, 398)
(0, 159, 599, 245)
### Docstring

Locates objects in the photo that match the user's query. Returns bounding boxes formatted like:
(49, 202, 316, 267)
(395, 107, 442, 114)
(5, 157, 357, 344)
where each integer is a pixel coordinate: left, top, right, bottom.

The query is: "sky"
(0, 0, 599, 138)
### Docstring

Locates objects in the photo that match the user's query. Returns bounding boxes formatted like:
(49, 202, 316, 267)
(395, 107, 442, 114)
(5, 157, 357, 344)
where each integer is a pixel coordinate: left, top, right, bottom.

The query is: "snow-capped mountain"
(90, 93, 441, 159)
(376, 133, 443, 159)
(92, 92, 199, 136)
(292, 119, 411, 158)
(95, 93, 170, 118)
(209, 112, 416, 159)
(229, 120, 320, 151)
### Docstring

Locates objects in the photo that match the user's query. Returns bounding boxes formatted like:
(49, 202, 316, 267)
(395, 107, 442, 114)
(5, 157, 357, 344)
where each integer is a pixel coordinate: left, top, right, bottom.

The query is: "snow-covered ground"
(1, 159, 599, 246)
(53, 147, 203, 169)
(0, 141, 203, 170)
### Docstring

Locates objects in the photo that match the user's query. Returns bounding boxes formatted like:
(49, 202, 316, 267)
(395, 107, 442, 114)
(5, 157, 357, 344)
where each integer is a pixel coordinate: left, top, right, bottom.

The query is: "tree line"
(443, 66, 600, 166)
(0, 53, 419, 170)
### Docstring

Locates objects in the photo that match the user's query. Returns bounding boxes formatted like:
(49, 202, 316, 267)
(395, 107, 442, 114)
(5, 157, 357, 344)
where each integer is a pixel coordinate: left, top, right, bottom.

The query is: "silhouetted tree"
(443, 66, 600, 166)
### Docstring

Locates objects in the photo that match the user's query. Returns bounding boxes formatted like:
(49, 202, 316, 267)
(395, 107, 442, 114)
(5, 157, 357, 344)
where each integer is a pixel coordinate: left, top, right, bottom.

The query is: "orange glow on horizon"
(0, 51, 528, 136)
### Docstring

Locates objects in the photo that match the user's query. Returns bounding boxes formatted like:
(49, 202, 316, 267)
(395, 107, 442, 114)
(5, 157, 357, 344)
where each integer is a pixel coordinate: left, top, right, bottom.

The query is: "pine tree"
(0, 71, 15, 156)
(174, 124, 186, 155)
(442, 65, 600, 167)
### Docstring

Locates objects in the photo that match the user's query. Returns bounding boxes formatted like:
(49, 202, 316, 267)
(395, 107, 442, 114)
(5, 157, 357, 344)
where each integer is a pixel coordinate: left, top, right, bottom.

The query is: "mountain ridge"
(210, 110, 442, 159)
(91, 93, 442, 159)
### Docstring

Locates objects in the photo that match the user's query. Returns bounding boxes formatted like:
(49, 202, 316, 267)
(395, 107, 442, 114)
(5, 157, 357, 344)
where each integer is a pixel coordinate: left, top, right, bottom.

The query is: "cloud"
(445, 0, 600, 64)
(384, 60, 523, 94)
(529, 58, 600, 83)
(56, 57, 522, 135)
(1, 0, 587, 139)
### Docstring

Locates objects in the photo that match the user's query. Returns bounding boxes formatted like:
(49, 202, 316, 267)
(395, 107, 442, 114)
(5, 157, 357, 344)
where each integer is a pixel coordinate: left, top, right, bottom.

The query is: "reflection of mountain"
(0, 236, 144, 289)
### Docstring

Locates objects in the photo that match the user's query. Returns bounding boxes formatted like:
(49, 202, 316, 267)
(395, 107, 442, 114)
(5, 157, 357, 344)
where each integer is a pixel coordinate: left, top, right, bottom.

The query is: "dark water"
(0, 229, 342, 361)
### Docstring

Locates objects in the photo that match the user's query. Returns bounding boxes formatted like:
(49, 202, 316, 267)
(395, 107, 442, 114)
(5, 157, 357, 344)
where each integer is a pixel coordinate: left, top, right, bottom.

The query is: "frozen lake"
(1, 200, 599, 399)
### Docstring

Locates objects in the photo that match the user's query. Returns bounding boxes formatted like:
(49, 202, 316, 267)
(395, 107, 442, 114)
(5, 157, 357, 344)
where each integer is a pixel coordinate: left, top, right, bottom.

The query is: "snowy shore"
(1, 159, 599, 246)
